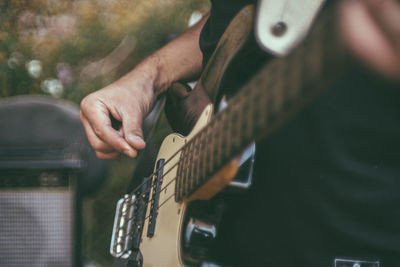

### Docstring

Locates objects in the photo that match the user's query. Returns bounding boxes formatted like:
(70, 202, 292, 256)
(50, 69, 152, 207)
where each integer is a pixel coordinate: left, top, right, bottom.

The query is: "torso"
(200, 1, 400, 266)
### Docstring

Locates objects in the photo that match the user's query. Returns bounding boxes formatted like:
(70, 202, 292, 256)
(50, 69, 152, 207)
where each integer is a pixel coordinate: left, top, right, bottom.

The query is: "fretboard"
(175, 4, 353, 202)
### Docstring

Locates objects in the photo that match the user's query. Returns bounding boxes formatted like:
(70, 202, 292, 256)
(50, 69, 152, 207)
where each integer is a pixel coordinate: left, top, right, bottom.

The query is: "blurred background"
(0, 0, 210, 266)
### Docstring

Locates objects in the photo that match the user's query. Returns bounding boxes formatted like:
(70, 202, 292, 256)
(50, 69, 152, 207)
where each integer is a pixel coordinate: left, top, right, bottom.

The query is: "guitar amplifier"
(0, 169, 78, 267)
(0, 95, 107, 267)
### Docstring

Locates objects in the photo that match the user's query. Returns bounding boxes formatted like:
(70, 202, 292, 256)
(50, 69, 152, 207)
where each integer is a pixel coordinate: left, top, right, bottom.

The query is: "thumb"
(123, 114, 146, 151)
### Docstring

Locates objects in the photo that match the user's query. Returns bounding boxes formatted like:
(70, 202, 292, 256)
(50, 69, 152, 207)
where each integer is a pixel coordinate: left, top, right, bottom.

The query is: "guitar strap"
(197, 5, 255, 104)
(164, 5, 257, 135)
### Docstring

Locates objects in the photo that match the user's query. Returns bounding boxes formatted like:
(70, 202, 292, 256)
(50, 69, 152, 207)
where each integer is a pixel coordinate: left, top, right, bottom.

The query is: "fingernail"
(128, 135, 146, 148)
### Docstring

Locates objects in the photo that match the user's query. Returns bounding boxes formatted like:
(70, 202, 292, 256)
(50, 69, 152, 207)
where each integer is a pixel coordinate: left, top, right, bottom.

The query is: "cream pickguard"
(139, 104, 240, 267)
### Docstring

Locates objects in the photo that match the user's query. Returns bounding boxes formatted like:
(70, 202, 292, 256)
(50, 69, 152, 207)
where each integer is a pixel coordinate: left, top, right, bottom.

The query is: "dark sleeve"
(199, 0, 255, 68)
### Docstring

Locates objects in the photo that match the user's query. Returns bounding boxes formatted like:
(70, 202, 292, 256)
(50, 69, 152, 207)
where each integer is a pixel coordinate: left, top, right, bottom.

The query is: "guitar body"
(140, 104, 240, 267)
(139, 131, 186, 267)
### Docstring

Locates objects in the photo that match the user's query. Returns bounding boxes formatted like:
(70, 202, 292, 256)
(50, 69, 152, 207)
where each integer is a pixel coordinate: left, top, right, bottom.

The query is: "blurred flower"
(56, 62, 74, 85)
(41, 78, 64, 97)
(188, 11, 203, 27)
(26, 59, 42, 79)
(7, 52, 25, 69)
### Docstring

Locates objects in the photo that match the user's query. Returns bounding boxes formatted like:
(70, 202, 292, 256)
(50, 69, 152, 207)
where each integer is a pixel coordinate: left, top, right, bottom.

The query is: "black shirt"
(199, 1, 400, 266)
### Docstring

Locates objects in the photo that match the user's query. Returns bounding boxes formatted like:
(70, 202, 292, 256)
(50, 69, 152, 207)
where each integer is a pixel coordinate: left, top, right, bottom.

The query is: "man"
(81, 0, 400, 266)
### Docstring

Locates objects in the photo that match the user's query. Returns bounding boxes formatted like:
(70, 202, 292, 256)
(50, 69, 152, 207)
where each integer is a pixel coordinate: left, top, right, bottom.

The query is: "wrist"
(138, 52, 172, 97)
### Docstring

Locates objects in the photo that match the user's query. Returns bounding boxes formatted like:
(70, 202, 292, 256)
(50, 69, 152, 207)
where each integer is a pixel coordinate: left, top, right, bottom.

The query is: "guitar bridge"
(110, 194, 136, 259)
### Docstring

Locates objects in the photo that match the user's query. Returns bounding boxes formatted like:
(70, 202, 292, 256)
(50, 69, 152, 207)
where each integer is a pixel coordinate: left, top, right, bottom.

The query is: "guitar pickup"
(147, 159, 165, 238)
(110, 194, 136, 259)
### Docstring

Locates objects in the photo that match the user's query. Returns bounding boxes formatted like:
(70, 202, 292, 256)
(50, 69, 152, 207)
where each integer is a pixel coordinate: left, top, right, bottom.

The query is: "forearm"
(152, 13, 209, 93)
(111, 13, 209, 101)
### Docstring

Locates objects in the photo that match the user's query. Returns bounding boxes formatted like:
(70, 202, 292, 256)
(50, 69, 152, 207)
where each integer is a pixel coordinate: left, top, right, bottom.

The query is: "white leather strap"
(255, 0, 326, 56)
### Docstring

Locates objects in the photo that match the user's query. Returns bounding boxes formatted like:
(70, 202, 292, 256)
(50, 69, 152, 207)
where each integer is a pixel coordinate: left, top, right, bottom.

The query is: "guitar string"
(125, 144, 198, 211)
(116, 178, 177, 246)
(125, 110, 236, 212)
(113, 192, 177, 247)
(127, 145, 192, 206)
(121, 130, 240, 239)
(124, 105, 230, 206)
(119, 190, 177, 239)
(144, 193, 176, 221)
(117, 128, 228, 239)
(124, 112, 214, 201)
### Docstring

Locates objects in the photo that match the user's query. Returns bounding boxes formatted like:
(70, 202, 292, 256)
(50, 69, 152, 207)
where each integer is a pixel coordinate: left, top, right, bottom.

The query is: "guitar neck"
(175, 4, 354, 202)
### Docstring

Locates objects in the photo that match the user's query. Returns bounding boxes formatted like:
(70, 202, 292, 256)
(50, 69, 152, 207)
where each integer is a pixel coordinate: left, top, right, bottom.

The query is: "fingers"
(80, 98, 139, 159)
(365, 0, 400, 58)
(339, 0, 400, 78)
(80, 111, 116, 154)
(121, 109, 146, 151)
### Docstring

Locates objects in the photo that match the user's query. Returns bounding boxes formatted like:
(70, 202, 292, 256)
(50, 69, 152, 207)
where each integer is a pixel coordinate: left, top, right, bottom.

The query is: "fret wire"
(228, 102, 237, 154)
(216, 111, 225, 167)
(176, 152, 181, 200)
(219, 109, 227, 164)
(252, 82, 265, 134)
(270, 61, 286, 115)
(199, 127, 206, 183)
(179, 147, 187, 199)
(258, 59, 285, 131)
(205, 124, 213, 180)
(224, 105, 233, 161)
(243, 93, 253, 142)
(208, 124, 214, 181)
(193, 133, 201, 191)
(190, 136, 198, 190)
(196, 131, 204, 187)
(188, 138, 196, 195)
(233, 98, 243, 151)
(183, 145, 190, 197)
(286, 48, 304, 103)
(209, 115, 219, 174)
(184, 142, 190, 196)
(176, 149, 182, 200)
(199, 127, 207, 183)
(206, 121, 214, 175)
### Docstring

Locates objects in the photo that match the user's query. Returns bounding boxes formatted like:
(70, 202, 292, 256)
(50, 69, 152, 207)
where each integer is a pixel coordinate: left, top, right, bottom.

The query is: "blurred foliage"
(0, 0, 210, 266)
(0, 0, 210, 101)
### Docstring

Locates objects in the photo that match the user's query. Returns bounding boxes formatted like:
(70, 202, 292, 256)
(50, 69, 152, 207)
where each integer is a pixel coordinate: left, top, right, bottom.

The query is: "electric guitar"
(110, 3, 355, 266)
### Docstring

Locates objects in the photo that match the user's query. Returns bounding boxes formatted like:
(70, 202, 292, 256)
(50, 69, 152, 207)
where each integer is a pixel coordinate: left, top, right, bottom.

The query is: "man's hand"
(80, 65, 155, 159)
(80, 14, 208, 159)
(340, 0, 400, 79)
